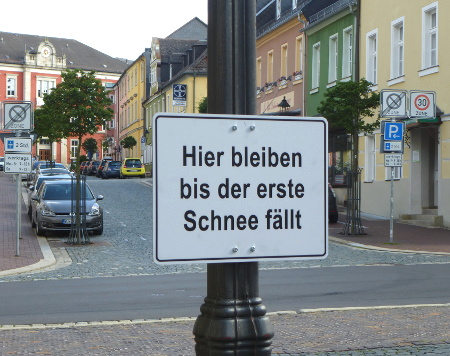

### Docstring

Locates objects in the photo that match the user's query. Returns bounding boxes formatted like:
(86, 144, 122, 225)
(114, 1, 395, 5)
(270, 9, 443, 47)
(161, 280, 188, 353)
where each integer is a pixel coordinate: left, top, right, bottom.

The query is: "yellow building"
(117, 50, 150, 160)
(359, 0, 450, 227)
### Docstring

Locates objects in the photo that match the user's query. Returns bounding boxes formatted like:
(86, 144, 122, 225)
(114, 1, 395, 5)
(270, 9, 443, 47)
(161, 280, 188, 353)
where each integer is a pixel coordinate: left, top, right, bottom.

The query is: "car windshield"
(109, 161, 121, 167)
(93, 162, 100, 166)
(42, 184, 95, 200)
(125, 159, 142, 167)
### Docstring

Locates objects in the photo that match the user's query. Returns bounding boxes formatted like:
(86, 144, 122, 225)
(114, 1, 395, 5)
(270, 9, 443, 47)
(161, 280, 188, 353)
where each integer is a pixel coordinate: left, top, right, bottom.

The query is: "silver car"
(30, 180, 104, 236)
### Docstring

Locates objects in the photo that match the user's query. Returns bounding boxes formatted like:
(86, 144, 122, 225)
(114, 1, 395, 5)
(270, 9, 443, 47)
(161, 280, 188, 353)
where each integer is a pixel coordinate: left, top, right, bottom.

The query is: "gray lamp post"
(193, 1, 273, 354)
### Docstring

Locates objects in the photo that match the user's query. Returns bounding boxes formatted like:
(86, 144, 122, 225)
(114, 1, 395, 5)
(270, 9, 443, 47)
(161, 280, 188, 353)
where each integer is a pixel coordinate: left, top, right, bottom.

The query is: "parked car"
(96, 158, 113, 178)
(86, 160, 101, 176)
(101, 160, 122, 179)
(120, 158, 146, 178)
(0, 157, 4, 171)
(328, 183, 339, 224)
(80, 161, 89, 175)
(30, 179, 104, 236)
(27, 173, 73, 217)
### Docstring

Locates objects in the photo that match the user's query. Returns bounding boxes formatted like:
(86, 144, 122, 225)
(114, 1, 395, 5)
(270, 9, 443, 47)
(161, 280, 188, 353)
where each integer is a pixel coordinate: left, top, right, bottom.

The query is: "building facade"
(0, 32, 128, 164)
(359, 0, 450, 227)
(255, 0, 306, 116)
(114, 49, 150, 161)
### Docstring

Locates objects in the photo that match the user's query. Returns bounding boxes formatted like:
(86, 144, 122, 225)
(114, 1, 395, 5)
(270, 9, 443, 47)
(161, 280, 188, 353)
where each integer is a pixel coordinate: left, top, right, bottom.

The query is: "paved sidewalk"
(0, 172, 48, 274)
(0, 305, 449, 355)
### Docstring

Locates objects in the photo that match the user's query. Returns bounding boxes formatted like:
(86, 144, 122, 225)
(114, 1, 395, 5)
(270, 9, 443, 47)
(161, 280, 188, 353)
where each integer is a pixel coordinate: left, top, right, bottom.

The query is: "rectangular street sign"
(5, 137, 33, 153)
(4, 153, 33, 173)
(384, 122, 404, 141)
(380, 90, 407, 118)
(409, 90, 436, 119)
(153, 113, 328, 264)
(1, 101, 34, 131)
(384, 154, 403, 167)
(384, 141, 402, 152)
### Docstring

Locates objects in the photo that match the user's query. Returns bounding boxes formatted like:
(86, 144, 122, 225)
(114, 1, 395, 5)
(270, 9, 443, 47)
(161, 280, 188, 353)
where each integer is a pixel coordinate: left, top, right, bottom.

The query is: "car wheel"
(140, 174, 146, 178)
(329, 215, 338, 224)
(35, 220, 46, 237)
(27, 204, 32, 218)
(31, 215, 36, 228)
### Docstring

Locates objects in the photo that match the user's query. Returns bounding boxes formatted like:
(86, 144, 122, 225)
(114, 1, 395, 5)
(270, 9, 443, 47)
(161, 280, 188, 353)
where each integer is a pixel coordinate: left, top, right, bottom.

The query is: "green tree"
(318, 78, 380, 169)
(197, 96, 208, 113)
(121, 136, 137, 150)
(33, 107, 64, 163)
(40, 69, 113, 243)
(317, 79, 380, 234)
(82, 138, 98, 160)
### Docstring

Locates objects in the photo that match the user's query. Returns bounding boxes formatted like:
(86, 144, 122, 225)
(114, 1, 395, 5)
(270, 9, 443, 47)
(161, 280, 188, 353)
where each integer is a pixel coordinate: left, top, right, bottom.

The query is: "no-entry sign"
(153, 114, 328, 264)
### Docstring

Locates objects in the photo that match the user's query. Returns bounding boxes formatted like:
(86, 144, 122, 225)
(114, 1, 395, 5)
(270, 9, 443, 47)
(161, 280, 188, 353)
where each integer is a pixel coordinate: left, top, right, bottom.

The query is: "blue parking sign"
(384, 122, 404, 141)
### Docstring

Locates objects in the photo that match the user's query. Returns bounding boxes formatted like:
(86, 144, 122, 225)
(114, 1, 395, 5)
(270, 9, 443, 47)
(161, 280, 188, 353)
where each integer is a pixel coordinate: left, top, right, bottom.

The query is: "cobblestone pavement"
(0, 306, 448, 355)
(0, 178, 449, 283)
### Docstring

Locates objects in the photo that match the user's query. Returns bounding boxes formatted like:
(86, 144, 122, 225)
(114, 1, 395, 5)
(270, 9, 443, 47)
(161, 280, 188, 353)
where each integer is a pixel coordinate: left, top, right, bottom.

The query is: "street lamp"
(278, 96, 290, 113)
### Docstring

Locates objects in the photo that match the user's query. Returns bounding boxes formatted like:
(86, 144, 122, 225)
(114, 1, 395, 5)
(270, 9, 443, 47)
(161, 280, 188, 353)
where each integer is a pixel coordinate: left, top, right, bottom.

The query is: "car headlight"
(41, 206, 56, 217)
(88, 203, 101, 216)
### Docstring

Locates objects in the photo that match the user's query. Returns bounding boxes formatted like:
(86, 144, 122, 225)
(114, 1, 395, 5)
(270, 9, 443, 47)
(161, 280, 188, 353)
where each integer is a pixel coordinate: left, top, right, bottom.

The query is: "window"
(422, 2, 438, 69)
(295, 36, 303, 76)
(365, 135, 376, 182)
(256, 57, 262, 88)
(7, 76, 17, 96)
(311, 42, 320, 89)
(70, 140, 79, 159)
(276, 0, 281, 19)
(328, 34, 338, 83)
(391, 18, 404, 79)
(37, 79, 56, 97)
(342, 26, 353, 78)
(151, 66, 157, 85)
(280, 44, 288, 78)
(366, 29, 378, 85)
(267, 50, 274, 84)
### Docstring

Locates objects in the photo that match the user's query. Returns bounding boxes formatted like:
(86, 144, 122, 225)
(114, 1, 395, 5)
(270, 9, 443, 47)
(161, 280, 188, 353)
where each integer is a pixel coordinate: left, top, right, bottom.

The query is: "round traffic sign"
(414, 94, 430, 111)
(9, 105, 27, 123)
(386, 93, 402, 110)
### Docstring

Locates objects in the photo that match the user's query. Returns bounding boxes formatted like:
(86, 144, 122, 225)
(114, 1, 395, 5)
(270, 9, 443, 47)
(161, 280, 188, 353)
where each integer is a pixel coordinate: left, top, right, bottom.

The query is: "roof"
(166, 17, 207, 40)
(158, 38, 203, 59)
(0, 31, 129, 74)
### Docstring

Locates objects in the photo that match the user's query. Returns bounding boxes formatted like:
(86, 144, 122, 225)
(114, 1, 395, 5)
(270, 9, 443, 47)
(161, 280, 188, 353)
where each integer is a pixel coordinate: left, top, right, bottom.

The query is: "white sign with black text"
(384, 154, 403, 167)
(153, 114, 328, 264)
(4, 153, 33, 173)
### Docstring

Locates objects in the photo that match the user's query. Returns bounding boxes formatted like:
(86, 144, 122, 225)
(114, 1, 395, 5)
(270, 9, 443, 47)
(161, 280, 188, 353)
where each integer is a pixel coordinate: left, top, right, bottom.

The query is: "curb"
(329, 236, 450, 256)
(1, 303, 448, 330)
(0, 236, 56, 277)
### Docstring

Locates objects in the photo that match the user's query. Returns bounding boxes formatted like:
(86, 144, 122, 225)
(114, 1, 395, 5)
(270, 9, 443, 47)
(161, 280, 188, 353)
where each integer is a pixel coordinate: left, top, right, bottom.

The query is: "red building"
(0, 32, 129, 164)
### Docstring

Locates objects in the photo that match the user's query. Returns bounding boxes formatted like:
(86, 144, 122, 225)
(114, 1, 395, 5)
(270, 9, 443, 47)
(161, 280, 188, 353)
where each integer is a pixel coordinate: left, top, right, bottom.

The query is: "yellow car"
(120, 158, 146, 178)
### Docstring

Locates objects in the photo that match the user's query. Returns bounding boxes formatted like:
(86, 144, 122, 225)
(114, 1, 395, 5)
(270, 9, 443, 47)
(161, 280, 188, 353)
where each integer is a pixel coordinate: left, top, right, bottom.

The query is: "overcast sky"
(2, 0, 208, 61)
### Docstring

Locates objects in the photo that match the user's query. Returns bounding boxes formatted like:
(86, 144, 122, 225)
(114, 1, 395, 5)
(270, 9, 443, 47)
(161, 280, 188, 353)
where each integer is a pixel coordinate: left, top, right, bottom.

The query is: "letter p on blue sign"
(385, 122, 404, 141)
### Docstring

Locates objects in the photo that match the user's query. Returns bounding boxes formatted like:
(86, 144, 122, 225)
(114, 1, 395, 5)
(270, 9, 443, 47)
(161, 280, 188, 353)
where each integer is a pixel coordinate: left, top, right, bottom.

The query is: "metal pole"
(193, 1, 273, 354)
(390, 166, 394, 243)
(16, 173, 21, 256)
(15, 130, 22, 256)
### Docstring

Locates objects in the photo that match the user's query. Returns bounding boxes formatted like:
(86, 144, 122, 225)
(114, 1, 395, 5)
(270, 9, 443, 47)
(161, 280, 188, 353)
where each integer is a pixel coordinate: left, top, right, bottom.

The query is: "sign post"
(2, 101, 34, 257)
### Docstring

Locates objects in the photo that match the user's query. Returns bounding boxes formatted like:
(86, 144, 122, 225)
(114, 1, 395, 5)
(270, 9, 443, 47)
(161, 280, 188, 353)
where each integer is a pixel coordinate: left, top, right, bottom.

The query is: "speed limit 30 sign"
(410, 91, 435, 118)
